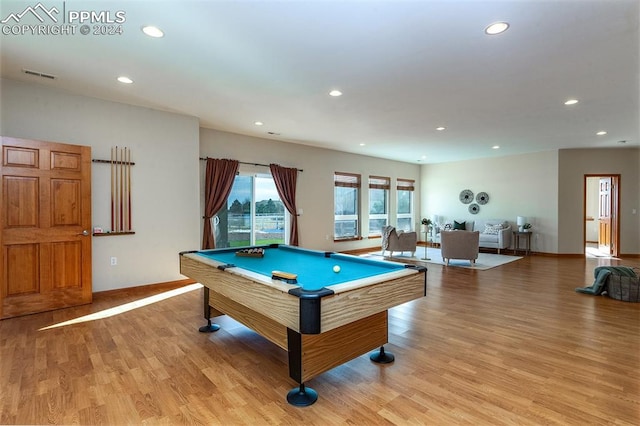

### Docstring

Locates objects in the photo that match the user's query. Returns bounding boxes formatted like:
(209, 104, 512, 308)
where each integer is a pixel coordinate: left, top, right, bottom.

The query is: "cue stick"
(111, 146, 115, 232)
(124, 147, 128, 231)
(116, 146, 121, 232)
(119, 146, 124, 232)
(122, 147, 127, 231)
(115, 146, 119, 232)
(124, 147, 129, 231)
(127, 147, 132, 230)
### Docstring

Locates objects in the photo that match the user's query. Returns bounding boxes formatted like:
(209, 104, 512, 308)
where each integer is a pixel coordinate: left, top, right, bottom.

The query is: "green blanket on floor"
(575, 266, 638, 295)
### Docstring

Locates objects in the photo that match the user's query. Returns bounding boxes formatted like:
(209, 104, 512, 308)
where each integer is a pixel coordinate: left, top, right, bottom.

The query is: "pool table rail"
(318, 270, 426, 333)
(180, 254, 300, 332)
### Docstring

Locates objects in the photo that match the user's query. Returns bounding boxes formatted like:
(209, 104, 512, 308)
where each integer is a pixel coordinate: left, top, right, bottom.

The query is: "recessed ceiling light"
(596, 131, 607, 136)
(359, 143, 366, 146)
(254, 121, 264, 126)
(329, 90, 342, 97)
(117, 76, 133, 84)
(436, 126, 446, 131)
(564, 99, 579, 105)
(485, 22, 509, 35)
(142, 26, 164, 38)
(492, 145, 500, 150)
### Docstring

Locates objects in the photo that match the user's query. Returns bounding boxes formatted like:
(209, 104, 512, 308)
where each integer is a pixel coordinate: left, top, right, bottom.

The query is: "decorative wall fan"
(459, 189, 474, 204)
(476, 192, 489, 205)
(469, 203, 480, 214)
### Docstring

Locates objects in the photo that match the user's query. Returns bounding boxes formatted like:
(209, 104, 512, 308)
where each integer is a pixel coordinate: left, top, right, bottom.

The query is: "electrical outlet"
(110, 257, 117, 266)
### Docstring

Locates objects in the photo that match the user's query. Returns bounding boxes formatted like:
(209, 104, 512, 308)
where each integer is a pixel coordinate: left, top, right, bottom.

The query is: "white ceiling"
(1, 0, 638, 164)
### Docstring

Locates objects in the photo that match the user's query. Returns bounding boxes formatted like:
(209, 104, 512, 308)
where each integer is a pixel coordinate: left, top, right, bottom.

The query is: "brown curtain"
(270, 164, 299, 246)
(202, 158, 239, 249)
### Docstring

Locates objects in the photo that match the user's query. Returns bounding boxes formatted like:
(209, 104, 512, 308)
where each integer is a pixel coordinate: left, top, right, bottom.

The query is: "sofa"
(381, 226, 417, 257)
(440, 230, 480, 265)
(434, 219, 512, 254)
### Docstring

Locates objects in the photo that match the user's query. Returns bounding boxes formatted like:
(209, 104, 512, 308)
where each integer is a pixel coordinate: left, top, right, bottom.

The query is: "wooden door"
(1, 137, 92, 319)
(598, 177, 612, 255)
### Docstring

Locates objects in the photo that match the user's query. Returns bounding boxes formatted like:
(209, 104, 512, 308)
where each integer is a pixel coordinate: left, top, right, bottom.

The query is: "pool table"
(179, 244, 427, 406)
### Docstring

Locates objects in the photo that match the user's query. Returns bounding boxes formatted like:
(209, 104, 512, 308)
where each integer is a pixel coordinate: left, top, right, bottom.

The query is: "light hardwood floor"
(1, 254, 638, 425)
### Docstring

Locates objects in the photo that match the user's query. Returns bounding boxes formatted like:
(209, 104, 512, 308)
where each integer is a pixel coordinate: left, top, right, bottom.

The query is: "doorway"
(584, 174, 620, 258)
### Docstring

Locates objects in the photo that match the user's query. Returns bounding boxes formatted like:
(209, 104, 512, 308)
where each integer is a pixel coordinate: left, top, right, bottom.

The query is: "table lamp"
(517, 216, 526, 232)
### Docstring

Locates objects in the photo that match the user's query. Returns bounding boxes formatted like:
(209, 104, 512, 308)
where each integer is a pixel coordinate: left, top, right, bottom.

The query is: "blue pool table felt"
(196, 245, 405, 291)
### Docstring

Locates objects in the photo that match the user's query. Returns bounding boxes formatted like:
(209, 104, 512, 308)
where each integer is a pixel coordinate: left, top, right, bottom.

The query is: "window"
(334, 172, 360, 240)
(216, 174, 287, 247)
(397, 178, 414, 232)
(368, 176, 390, 236)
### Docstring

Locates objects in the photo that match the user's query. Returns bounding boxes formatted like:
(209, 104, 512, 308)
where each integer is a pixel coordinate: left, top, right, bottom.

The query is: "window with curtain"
(368, 175, 390, 236)
(334, 172, 360, 240)
(397, 178, 415, 232)
(216, 174, 287, 247)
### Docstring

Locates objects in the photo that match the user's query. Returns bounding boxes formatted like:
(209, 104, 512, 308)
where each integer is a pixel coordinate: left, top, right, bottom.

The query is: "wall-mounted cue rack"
(91, 146, 135, 237)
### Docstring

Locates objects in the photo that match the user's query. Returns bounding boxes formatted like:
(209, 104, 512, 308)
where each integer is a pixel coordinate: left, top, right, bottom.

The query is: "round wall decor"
(476, 192, 489, 205)
(469, 203, 480, 214)
(459, 189, 474, 204)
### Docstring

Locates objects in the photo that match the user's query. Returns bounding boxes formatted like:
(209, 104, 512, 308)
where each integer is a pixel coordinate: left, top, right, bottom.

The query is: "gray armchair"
(381, 226, 417, 257)
(440, 230, 480, 265)
(475, 219, 511, 253)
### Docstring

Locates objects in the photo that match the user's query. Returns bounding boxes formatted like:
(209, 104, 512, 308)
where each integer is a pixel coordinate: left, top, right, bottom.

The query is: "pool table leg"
(198, 287, 220, 333)
(286, 383, 318, 406)
(369, 345, 395, 364)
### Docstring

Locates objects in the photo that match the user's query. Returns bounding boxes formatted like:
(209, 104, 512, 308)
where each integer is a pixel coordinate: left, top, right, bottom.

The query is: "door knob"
(77, 230, 89, 236)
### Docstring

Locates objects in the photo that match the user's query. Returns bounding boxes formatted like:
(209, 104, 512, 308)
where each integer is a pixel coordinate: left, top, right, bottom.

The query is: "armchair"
(381, 226, 417, 257)
(440, 230, 480, 266)
(475, 219, 511, 253)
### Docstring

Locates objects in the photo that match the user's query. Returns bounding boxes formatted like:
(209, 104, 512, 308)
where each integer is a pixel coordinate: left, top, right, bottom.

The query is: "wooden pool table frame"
(179, 247, 427, 405)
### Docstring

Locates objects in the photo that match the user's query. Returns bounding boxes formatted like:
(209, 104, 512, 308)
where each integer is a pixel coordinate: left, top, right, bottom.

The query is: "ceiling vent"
(22, 68, 56, 80)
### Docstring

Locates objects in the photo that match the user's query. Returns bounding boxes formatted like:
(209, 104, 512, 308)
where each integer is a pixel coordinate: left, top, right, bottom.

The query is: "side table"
(513, 231, 532, 255)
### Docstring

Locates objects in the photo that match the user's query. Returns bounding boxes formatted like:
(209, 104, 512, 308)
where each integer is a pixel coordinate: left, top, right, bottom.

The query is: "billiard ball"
(333, 265, 341, 273)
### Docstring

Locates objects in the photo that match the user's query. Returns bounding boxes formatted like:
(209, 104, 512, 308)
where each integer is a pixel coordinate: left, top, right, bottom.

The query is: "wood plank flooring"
(1, 255, 638, 425)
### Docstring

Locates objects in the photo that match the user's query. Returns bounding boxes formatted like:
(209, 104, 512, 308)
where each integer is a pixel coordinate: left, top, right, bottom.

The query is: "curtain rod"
(199, 157, 303, 172)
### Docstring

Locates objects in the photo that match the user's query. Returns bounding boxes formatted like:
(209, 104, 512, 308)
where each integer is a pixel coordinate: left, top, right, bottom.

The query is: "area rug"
(362, 247, 522, 270)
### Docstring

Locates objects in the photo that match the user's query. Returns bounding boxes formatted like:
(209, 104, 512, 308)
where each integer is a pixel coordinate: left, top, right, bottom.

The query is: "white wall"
(200, 128, 421, 252)
(558, 148, 640, 255)
(420, 151, 560, 253)
(1, 78, 201, 291)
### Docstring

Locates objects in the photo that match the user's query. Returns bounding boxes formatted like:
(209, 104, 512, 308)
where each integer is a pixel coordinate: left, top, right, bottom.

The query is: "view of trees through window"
(397, 189, 412, 231)
(334, 173, 360, 240)
(368, 188, 388, 235)
(214, 175, 286, 247)
(334, 186, 358, 239)
(368, 176, 390, 236)
(397, 179, 414, 232)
